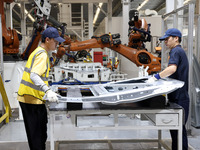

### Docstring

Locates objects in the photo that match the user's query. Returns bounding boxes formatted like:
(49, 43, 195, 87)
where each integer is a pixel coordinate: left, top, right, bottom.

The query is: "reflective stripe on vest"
(21, 80, 43, 92)
(24, 67, 48, 81)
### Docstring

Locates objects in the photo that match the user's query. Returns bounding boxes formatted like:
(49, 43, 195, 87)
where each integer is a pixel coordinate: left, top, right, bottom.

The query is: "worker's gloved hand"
(146, 76, 157, 84)
(46, 90, 59, 103)
(146, 73, 161, 84)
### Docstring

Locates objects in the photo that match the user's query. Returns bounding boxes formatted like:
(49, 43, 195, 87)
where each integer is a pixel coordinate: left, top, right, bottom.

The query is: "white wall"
(2, 61, 26, 108)
(94, 19, 106, 36)
(141, 16, 162, 53)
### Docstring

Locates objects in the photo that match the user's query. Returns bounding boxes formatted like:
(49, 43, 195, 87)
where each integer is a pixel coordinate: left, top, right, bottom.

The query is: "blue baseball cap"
(42, 27, 65, 43)
(159, 28, 182, 41)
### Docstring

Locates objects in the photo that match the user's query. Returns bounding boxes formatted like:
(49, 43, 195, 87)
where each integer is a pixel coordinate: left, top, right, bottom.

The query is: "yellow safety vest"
(18, 47, 50, 101)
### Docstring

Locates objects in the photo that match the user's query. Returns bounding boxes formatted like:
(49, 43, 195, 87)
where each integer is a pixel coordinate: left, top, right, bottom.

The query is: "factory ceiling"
(6, 0, 193, 36)
(9, 0, 166, 30)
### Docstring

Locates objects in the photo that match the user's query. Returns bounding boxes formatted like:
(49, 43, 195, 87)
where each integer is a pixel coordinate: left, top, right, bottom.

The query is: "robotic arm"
(110, 44, 161, 74)
(128, 9, 151, 49)
(1, 0, 19, 54)
(55, 33, 121, 60)
(1, 0, 51, 57)
(56, 33, 160, 74)
(55, 10, 160, 74)
(21, 0, 51, 60)
(21, 0, 68, 60)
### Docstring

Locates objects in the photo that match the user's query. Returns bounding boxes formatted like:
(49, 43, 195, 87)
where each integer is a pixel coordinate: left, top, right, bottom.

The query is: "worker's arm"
(147, 64, 177, 83)
(30, 69, 59, 103)
(30, 72, 49, 92)
(30, 52, 49, 92)
(159, 64, 177, 78)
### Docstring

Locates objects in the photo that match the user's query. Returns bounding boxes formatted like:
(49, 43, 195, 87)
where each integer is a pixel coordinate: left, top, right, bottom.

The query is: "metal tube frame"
(187, 2, 195, 134)
(197, 15, 200, 64)
(49, 107, 183, 150)
(162, 4, 190, 19)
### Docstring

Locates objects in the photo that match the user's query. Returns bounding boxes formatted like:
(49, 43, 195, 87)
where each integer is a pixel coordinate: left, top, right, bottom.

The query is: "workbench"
(48, 97, 183, 150)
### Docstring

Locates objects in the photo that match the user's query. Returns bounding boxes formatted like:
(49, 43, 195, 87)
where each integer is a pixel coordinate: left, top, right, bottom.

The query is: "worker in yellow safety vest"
(17, 27, 65, 150)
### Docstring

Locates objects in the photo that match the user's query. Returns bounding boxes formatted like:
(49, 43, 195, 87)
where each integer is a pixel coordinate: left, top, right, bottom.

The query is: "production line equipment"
(55, 9, 161, 74)
(1, 0, 161, 75)
(1, 2, 186, 149)
(47, 76, 185, 150)
(45, 76, 184, 106)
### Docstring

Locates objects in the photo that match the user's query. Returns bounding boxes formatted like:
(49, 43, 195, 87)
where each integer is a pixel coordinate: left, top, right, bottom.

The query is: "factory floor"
(0, 110, 200, 150)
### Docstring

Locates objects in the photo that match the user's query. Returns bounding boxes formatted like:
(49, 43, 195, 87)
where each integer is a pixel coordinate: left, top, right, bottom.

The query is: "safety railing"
(0, 74, 11, 123)
(0, 14, 11, 124)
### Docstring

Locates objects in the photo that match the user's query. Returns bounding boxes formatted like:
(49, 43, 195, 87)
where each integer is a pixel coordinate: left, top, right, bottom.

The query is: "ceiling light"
(137, 0, 149, 11)
(16, 29, 21, 34)
(93, 3, 103, 25)
(17, 3, 35, 22)
(184, 0, 191, 4)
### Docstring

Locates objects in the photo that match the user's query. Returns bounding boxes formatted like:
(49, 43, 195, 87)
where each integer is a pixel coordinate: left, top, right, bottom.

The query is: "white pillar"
(20, 2, 26, 52)
(176, 0, 184, 8)
(196, 0, 200, 62)
(166, 0, 175, 13)
(176, 0, 184, 29)
(121, 0, 130, 74)
(88, 3, 94, 61)
(88, 3, 93, 39)
(187, 2, 195, 135)
(107, 0, 112, 33)
(107, 0, 114, 58)
(81, 4, 84, 41)
(58, 4, 71, 27)
(5, 3, 14, 29)
(122, 0, 129, 45)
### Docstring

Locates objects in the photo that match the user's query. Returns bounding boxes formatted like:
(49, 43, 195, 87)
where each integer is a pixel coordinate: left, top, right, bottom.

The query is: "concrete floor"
(0, 110, 199, 150)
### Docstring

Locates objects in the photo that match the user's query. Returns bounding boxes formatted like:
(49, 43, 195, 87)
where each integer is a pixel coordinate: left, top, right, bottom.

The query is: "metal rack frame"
(49, 103, 183, 150)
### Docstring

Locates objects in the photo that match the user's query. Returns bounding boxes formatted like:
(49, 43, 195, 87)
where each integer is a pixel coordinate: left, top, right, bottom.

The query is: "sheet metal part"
(49, 77, 184, 105)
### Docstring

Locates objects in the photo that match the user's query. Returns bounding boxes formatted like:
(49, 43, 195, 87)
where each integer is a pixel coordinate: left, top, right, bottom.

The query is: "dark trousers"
(170, 100, 189, 150)
(19, 102, 48, 150)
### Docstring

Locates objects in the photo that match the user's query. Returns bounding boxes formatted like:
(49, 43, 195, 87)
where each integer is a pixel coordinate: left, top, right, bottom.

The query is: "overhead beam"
(112, 0, 122, 16)
(15, 0, 108, 3)
(94, 3, 107, 16)
(155, 2, 166, 12)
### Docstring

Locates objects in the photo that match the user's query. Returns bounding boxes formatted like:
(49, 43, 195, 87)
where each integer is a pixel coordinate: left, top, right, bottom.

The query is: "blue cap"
(42, 27, 65, 43)
(159, 28, 182, 41)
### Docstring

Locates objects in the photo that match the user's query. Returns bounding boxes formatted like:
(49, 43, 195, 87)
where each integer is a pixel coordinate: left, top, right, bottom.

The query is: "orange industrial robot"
(56, 10, 161, 74)
(1, 0, 19, 55)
